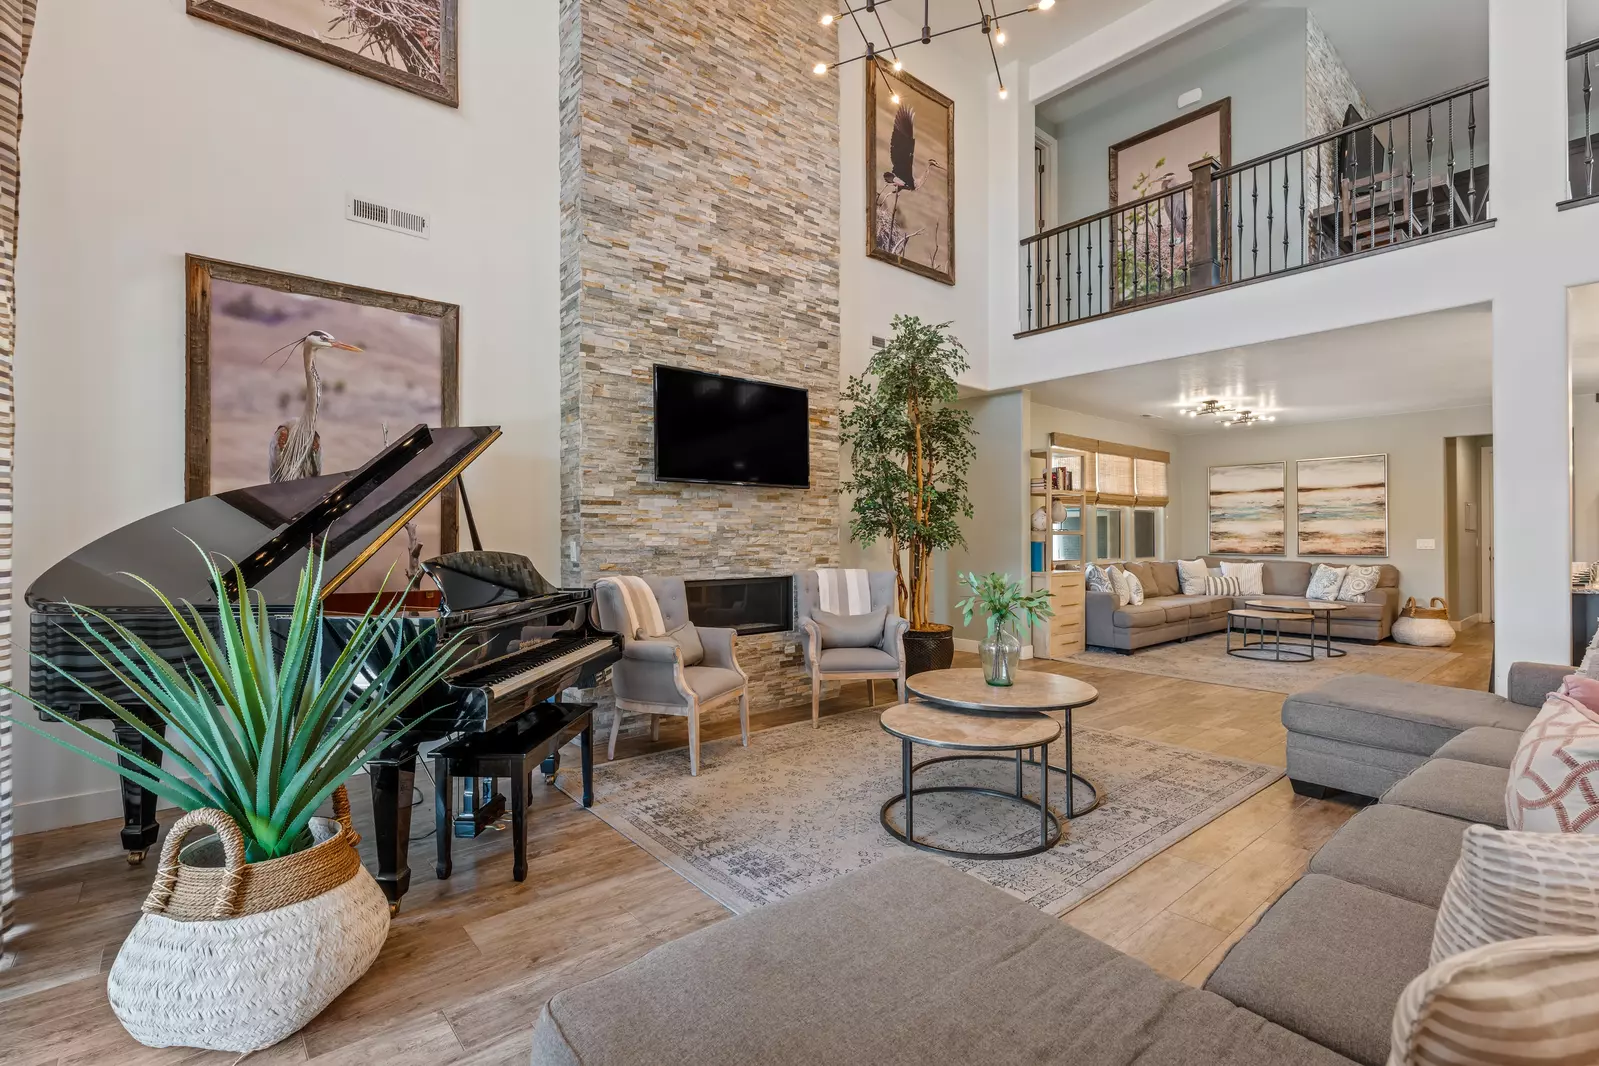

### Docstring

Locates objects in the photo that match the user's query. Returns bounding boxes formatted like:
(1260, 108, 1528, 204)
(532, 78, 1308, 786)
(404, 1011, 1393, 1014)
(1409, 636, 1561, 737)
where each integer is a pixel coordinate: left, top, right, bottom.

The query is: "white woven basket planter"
(107, 788, 390, 1053)
(1392, 615, 1456, 648)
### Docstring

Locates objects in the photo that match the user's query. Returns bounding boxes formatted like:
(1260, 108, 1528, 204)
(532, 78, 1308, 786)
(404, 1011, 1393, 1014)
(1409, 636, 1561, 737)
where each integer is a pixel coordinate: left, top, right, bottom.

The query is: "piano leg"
(510, 767, 528, 883)
(580, 721, 594, 808)
(112, 719, 164, 865)
(368, 754, 415, 914)
(432, 752, 452, 881)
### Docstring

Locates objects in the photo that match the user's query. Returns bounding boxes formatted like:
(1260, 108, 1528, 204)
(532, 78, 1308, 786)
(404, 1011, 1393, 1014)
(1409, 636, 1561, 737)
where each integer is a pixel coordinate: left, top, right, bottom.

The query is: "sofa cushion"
(533, 855, 1356, 1066)
(818, 647, 898, 673)
(1262, 560, 1313, 596)
(1308, 804, 1470, 908)
(1148, 560, 1181, 597)
(1205, 873, 1437, 1066)
(1112, 602, 1168, 629)
(681, 666, 746, 701)
(1381, 758, 1510, 828)
(1168, 594, 1231, 617)
(1159, 600, 1192, 624)
(1281, 675, 1538, 757)
(1433, 726, 1524, 769)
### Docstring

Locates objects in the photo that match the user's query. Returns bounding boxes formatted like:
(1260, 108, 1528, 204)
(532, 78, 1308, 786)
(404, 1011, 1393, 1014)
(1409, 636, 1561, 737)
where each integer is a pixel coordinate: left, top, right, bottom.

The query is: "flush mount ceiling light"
(1179, 399, 1232, 418)
(814, 0, 1055, 99)
(1221, 411, 1276, 427)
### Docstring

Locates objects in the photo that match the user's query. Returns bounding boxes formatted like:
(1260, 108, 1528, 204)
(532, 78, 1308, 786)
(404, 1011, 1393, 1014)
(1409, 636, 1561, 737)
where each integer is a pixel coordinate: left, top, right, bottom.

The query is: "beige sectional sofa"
(1085, 558, 1402, 653)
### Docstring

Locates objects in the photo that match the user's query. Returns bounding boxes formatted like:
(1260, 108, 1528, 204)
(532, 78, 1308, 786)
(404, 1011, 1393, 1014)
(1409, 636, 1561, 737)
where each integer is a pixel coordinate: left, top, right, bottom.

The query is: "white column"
(1489, 0, 1572, 688)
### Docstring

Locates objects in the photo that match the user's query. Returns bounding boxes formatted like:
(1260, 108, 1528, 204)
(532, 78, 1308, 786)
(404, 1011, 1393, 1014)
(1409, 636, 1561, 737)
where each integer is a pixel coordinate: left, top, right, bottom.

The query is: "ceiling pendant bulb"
(817, 1, 1051, 77)
(1038, 0, 1055, 8)
(891, 92, 900, 103)
(998, 86, 1008, 99)
(996, 30, 1006, 44)
(820, 12, 835, 25)
(893, 59, 903, 71)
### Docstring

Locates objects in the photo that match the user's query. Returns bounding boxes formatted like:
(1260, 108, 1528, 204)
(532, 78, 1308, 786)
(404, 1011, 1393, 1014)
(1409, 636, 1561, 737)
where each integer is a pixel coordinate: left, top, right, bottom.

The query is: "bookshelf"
(1029, 434, 1089, 659)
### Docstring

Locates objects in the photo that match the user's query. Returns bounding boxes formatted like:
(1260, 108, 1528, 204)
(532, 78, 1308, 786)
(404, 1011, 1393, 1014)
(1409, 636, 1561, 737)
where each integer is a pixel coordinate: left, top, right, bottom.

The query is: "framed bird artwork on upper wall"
(187, 0, 459, 107)
(866, 59, 955, 286)
(185, 256, 461, 595)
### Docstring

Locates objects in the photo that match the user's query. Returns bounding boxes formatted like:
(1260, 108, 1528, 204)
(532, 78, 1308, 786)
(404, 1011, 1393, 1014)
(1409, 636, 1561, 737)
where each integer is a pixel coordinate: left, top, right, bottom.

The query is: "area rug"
(1069, 632, 1458, 694)
(557, 707, 1282, 917)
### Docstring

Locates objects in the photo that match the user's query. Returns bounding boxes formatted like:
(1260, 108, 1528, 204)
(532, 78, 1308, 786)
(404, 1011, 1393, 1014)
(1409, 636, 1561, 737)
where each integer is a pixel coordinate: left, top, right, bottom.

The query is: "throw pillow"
(1337, 563, 1382, 604)
(1148, 560, 1181, 598)
(1085, 564, 1113, 594)
(1507, 686, 1599, 833)
(1205, 574, 1242, 596)
(1220, 560, 1265, 596)
(1107, 565, 1132, 607)
(1580, 622, 1599, 680)
(1123, 561, 1155, 593)
(1432, 824, 1599, 963)
(1305, 564, 1347, 602)
(1125, 569, 1145, 606)
(665, 622, 705, 666)
(1390, 935, 1599, 1066)
(1177, 558, 1209, 596)
(812, 605, 888, 649)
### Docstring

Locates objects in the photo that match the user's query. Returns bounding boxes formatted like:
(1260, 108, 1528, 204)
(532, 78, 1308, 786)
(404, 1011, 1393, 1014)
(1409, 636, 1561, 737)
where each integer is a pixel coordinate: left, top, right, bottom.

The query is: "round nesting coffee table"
(879, 702, 1064, 859)
(904, 668, 1100, 819)
(1226, 609, 1314, 662)
(1246, 597, 1348, 658)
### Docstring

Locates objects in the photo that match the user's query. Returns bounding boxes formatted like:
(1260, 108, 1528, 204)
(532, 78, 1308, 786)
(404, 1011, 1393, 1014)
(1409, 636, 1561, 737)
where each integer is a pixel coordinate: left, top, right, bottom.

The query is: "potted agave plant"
(4, 542, 464, 1053)
(955, 572, 1054, 687)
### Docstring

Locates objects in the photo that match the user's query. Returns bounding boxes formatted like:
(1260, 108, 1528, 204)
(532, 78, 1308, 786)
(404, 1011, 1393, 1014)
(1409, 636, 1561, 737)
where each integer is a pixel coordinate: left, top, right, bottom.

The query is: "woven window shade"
(1095, 452, 1135, 506)
(1135, 457, 1169, 506)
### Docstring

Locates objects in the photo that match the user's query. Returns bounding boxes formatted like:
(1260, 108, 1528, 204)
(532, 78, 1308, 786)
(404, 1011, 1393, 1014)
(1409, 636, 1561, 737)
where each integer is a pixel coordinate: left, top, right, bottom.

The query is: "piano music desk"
(431, 701, 595, 883)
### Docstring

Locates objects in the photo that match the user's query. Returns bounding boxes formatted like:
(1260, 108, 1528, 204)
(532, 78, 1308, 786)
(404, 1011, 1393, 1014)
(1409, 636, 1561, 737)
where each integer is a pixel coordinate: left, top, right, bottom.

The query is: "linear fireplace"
(684, 576, 793, 636)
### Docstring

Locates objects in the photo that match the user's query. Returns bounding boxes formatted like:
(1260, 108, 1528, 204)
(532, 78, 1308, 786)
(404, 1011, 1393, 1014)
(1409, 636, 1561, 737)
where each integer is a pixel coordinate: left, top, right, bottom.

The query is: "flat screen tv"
(653, 365, 810, 488)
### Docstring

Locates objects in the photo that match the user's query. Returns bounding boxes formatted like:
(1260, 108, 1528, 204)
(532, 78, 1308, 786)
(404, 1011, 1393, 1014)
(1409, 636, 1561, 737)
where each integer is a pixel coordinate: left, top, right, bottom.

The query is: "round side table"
(1246, 597, 1349, 658)
(904, 668, 1100, 819)
(879, 702, 1064, 860)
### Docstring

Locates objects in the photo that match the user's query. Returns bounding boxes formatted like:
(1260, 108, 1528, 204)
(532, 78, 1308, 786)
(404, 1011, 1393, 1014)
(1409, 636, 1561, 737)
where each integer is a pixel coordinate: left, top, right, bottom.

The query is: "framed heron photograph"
(185, 256, 460, 593)
(865, 58, 955, 285)
(187, 0, 460, 107)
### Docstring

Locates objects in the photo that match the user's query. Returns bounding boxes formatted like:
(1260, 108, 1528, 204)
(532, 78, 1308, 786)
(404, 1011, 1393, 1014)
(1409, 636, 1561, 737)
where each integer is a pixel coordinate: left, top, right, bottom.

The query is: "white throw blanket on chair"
(814, 568, 871, 615)
(600, 576, 667, 639)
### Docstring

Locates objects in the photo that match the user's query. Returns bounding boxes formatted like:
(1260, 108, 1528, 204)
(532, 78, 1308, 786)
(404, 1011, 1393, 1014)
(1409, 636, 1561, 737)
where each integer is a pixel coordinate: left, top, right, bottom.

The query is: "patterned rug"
(1070, 632, 1459, 694)
(557, 707, 1282, 917)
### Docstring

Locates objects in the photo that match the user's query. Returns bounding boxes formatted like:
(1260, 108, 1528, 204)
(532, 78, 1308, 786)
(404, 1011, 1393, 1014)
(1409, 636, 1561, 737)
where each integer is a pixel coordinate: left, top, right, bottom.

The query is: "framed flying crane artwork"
(184, 256, 460, 596)
(187, 0, 460, 107)
(866, 58, 955, 285)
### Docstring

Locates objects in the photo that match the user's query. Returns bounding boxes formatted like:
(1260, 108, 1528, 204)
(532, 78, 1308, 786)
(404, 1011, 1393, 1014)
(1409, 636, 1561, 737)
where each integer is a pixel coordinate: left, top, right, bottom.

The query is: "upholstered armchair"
(594, 576, 749, 776)
(796, 570, 908, 728)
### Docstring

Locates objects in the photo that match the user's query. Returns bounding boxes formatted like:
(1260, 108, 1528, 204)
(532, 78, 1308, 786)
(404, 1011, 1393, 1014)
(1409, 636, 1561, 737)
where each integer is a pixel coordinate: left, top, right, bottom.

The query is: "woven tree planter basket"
(107, 785, 390, 1053)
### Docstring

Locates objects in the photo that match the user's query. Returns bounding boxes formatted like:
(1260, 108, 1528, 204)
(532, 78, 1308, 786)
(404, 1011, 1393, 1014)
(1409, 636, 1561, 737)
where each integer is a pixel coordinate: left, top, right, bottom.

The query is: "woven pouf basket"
(1392, 615, 1457, 648)
(107, 786, 389, 1053)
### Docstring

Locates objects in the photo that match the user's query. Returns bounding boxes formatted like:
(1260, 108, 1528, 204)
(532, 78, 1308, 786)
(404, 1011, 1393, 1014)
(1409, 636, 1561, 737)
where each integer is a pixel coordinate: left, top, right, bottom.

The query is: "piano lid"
(26, 424, 502, 610)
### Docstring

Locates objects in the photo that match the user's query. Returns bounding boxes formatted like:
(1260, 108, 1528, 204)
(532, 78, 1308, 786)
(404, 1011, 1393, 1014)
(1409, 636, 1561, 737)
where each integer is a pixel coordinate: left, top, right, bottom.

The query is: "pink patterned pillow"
(1506, 688, 1599, 833)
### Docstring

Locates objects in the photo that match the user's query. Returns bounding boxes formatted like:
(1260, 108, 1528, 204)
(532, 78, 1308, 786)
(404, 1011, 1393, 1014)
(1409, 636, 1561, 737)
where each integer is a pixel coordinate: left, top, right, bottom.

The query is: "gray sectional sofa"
(1085, 558, 1402, 653)
(530, 662, 1567, 1066)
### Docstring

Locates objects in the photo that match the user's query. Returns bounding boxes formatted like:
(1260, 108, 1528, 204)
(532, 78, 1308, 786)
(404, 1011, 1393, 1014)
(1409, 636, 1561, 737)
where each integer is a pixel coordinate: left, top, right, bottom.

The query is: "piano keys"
(25, 424, 620, 910)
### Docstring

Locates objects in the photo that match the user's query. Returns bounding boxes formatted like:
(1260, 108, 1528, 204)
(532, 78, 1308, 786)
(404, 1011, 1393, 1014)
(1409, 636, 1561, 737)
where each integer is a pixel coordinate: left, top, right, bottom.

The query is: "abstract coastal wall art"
(1208, 462, 1286, 555)
(1297, 453, 1388, 557)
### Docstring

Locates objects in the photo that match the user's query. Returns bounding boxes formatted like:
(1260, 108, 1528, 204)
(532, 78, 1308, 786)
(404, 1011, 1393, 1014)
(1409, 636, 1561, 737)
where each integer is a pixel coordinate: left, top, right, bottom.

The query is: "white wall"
(13, 0, 562, 832)
(942, 391, 1031, 644)
(1575, 392, 1599, 561)
(1170, 406, 1494, 604)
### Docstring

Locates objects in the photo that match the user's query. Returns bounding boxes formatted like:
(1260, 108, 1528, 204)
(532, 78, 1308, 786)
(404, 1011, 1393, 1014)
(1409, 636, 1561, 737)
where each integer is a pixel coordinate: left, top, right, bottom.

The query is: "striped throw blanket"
(599, 576, 667, 639)
(814, 568, 872, 615)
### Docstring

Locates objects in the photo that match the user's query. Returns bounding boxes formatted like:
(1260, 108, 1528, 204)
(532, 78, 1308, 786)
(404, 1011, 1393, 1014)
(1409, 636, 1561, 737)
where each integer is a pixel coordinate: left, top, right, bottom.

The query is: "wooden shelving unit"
(1029, 435, 1090, 659)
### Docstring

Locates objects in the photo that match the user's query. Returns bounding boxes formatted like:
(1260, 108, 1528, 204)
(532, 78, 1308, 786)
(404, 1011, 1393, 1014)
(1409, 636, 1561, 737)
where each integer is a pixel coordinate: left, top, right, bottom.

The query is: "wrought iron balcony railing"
(1020, 80, 1491, 336)
(1566, 36, 1599, 207)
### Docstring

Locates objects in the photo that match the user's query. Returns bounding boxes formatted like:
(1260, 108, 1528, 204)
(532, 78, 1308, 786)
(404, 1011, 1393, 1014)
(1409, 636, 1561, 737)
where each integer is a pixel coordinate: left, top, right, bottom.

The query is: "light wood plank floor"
(0, 625, 1494, 1064)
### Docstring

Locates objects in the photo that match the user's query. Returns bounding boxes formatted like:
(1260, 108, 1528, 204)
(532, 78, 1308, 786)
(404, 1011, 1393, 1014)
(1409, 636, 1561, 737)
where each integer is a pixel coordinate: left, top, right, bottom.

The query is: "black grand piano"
(26, 424, 620, 910)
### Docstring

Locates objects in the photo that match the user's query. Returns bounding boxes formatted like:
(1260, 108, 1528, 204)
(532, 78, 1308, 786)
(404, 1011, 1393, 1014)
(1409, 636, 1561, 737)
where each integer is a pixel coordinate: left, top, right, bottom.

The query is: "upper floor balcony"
(1019, 79, 1492, 336)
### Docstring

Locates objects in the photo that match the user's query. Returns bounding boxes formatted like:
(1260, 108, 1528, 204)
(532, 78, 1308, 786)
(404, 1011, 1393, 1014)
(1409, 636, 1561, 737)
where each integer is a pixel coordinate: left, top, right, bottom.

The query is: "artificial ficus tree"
(839, 315, 976, 630)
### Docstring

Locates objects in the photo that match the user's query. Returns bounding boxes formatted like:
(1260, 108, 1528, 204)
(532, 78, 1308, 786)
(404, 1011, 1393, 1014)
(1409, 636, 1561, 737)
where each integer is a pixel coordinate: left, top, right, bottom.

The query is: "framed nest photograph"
(866, 58, 955, 285)
(185, 256, 460, 593)
(188, 0, 460, 107)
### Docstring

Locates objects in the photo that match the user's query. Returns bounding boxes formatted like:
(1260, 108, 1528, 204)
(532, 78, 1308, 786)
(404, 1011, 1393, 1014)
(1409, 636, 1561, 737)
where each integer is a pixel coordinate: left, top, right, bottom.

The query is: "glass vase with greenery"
(839, 315, 976, 635)
(4, 543, 464, 862)
(955, 572, 1054, 686)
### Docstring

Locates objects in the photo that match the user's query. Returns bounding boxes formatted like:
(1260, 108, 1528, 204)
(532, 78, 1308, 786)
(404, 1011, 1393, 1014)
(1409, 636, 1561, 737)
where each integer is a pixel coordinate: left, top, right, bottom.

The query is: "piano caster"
(389, 901, 401, 917)
(544, 773, 558, 786)
(126, 849, 148, 866)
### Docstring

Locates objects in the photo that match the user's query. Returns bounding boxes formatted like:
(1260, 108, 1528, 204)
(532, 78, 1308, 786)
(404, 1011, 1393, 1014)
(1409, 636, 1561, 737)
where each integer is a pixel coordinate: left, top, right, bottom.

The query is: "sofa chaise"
(1085, 558, 1402, 654)
(529, 661, 1565, 1066)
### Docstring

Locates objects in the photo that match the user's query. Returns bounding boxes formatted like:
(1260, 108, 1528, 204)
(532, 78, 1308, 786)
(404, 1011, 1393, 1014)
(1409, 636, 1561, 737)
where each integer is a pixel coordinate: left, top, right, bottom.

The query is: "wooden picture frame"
(865, 59, 955, 286)
(1108, 99, 1232, 206)
(184, 255, 462, 556)
(187, 0, 460, 107)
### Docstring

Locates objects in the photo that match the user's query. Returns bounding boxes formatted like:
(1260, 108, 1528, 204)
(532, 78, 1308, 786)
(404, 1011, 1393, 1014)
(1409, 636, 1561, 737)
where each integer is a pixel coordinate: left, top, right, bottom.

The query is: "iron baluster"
(1466, 91, 1477, 221)
(1282, 157, 1290, 267)
(1025, 239, 1033, 330)
(1251, 166, 1259, 278)
(1237, 173, 1245, 277)
(1298, 151, 1305, 268)
(1447, 95, 1455, 228)
(1314, 145, 1323, 264)
(1166, 192, 1175, 291)
(1054, 232, 1062, 326)
(1086, 225, 1094, 316)
(1266, 158, 1274, 273)
(1386, 119, 1396, 244)
(1586, 53, 1594, 198)
(1406, 110, 1414, 239)
(1043, 231, 1052, 324)
(1075, 225, 1083, 319)
(1426, 106, 1436, 234)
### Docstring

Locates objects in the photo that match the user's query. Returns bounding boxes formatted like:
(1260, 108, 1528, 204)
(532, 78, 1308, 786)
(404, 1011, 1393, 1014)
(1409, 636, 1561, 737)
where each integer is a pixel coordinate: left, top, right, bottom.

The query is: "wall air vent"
(345, 194, 430, 239)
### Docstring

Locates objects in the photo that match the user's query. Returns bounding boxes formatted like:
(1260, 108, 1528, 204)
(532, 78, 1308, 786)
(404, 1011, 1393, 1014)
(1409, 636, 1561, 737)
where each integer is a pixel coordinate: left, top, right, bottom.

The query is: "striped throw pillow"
(1205, 574, 1242, 596)
(1432, 824, 1599, 963)
(1389, 935, 1599, 1066)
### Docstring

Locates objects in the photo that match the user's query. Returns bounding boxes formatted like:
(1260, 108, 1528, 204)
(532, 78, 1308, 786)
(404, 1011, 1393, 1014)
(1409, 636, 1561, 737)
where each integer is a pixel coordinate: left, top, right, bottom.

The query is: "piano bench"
(431, 701, 595, 883)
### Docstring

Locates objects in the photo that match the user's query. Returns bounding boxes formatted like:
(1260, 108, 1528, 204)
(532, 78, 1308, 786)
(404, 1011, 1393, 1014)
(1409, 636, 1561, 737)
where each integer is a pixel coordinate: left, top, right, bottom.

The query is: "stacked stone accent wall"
(559, 0, 842, 712)
(1305, 14, 1371, 207)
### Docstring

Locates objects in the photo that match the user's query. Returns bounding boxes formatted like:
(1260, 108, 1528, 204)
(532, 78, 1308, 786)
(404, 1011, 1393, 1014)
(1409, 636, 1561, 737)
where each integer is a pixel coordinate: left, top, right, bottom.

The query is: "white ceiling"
(839, 0, 1159, 71)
